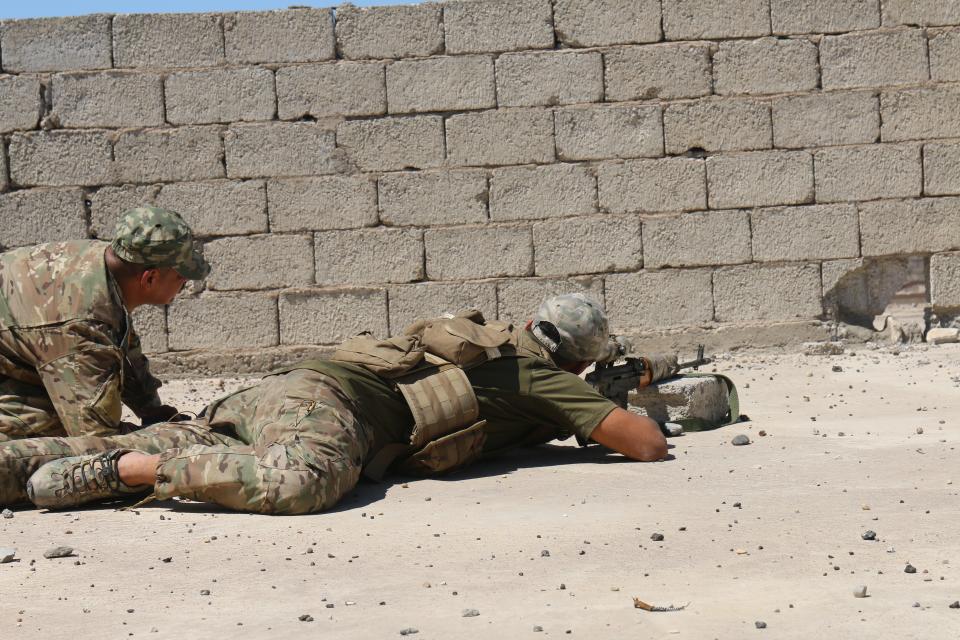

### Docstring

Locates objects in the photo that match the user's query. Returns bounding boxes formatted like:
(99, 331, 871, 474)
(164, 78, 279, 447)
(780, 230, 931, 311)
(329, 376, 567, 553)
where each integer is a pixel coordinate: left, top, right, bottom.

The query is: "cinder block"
(89, 185, 159, 239)
(880, 87, 960, 142)
(643, 210, 751, 268)
(930, 252, 960, 307)
(751, 204, 860, 262)
(604, 43, 711, 102)
(772, 92, 879, 149)
(771, 0, 879, 34)
(168, 293, 278, 350)
(713, 38, 819, 96)
(597, 157, 706, 214)
(664, 99, 771, 154)
(446, 110, 554, 166)
(337, 116, 445, 172)
(280, 288, 388, 345)
(268, 176, 378, 232)
(555, 105, 663, 161)
(924, 142, 960, 196)
(113, 13, 224, 68)
(0, 188, 86, 249)
(115, 126, 225, 184)
(605, 269, 714, 329)
(379, 170, 488, 226)
(444, 0, 554, 54)
(166, 68, 276, 125)
(277, 62, 386, 119)
(553, 0, 661, 47)
(0, 15, 111, 72)
(335, 4, 443, 59)
(425, 226, 533, 279)
(814, 143, 921, 203)
(662, 0, 770, 40)
(629, 376, 730, 426)
(820, 29, 928, 90)
(496, 276, 604, 324)
(204, 234, 313, 290)
(131, 305, 167, 354)
(225, 122, 345, 179)
(930, 29, 960, 82)
(860, 198, 960, 256)
(882, 0, 960, 26)
(495, 51, 602, 107)
(707, 151, 813, 209)
(315, 228, 423, 285)
(533, 215, 642, 276)
(386, 56, 495, 114)
(0, 75, 42, 133)
(490, 163, 596, 221)
(8, 130, 114, 187)
(156, 180, 268, 237)
(713, 263, 822, 322)
(388, 281, 498, 334)
(51, 71, 164, 128)
(224, 8, 335, 64)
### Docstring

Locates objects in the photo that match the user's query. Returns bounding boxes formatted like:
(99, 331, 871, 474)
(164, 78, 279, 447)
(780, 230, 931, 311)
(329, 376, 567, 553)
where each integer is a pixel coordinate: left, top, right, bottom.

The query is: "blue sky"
(0, 1, 413, 20)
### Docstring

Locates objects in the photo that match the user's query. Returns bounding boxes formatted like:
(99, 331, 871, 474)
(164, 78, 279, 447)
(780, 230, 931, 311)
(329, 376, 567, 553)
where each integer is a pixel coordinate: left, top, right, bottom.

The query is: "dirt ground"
(2, 343, 959, 639)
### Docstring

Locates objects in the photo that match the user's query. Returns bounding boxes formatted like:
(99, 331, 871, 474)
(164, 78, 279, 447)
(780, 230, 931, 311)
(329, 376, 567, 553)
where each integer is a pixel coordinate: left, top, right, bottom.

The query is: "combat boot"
(26, 449, 148, 509)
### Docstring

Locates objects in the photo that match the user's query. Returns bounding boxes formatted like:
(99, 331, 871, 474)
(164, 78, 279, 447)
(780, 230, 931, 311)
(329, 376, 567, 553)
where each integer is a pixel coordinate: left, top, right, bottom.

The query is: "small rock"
(0, 548, 16, 564)
(533, 626, 544, 632)
(731, 435, 751, 446)
(758, 430, 767, 437)
(926, 327, 960, 344)
(862, 531, 876, 541)
(755, 621, 767, 629)
(650, 533, 664, 542)
(832, 365, 843, 372)
(541, 550, 550, 557)
(298, 614, 313, 622)
(905, 564, 917, 574)
(1, 508, 13, 519)
(803, 341, 844, 356)
(200, 589, 210, 596)
(853, 585, 868, 598)
(462, 609, 480, 617)
(43, 546, 74, 559)
(662, 422, 683, 437)
(400, 628, 419, 636)
(949, 601, 959, 609)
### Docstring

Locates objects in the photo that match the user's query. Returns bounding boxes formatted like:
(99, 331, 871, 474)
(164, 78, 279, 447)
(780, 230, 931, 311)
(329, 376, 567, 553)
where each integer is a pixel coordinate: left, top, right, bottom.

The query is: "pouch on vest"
(330, 332, 423, 378)
(420, 317, 512, 369)
(397, 365, 480, 448)
(396, 420, 488, 476)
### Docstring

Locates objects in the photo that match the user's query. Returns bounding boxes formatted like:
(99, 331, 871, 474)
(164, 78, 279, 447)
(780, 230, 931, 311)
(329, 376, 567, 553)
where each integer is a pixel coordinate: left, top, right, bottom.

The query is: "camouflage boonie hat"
(111, 206, 210, 280)
(532, 293, 610, 362)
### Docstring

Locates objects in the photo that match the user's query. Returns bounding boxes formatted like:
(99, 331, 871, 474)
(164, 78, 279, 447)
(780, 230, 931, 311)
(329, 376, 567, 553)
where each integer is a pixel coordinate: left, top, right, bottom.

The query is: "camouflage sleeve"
(37, 345, 127, 437)
(120, 325, 164, 416)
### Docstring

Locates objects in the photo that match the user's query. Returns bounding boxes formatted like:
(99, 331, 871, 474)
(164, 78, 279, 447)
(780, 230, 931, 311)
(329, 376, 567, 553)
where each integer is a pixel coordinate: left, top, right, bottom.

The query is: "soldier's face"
(142, 268, 188, 305)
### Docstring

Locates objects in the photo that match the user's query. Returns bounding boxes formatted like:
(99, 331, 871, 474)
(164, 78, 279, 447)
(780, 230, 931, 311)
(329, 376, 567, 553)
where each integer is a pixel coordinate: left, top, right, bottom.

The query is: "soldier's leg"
(0, 377, 64, 442)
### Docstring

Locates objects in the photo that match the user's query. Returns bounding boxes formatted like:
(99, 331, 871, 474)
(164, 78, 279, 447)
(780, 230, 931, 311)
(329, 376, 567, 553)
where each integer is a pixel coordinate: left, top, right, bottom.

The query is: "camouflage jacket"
(0, 240, 163, 436)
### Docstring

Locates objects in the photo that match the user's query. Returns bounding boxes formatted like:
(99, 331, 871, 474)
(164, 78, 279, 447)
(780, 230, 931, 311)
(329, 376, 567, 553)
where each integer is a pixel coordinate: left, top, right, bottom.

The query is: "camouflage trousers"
(0, 369, 374, 515)
(0, 376, 63, 442)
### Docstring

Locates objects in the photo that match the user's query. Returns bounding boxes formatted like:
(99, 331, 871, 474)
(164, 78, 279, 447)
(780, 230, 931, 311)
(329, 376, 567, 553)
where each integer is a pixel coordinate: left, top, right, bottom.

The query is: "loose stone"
(862, 531, 876, 541)
(0, 548, 16, 563)
(1, 508, 13, 519)
(755, 621, 767, 629)
(905, 564, 917, 574)
(298, 614, 313, 622)
(462, 609, 480, 617)
(853, 586, 867, 598)
(43, 546, 75, 559)
(400, 628, 419, 635)
(651, 533, 664, 541)
(731, 435, 751, 446)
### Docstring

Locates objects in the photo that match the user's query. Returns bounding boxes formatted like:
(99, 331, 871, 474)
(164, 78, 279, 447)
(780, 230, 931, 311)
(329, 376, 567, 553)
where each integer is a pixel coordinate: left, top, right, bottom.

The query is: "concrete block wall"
(2, 0, 960, 370)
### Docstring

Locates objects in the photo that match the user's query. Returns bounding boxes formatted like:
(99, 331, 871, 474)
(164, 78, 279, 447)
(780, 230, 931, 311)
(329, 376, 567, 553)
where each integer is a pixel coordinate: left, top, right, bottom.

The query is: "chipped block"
(379, 170, 488, 226)
(924, 142, 960, 196)
(882, 0, 960, 27)
(496, 276, 604, 324)
(662, 0, 771, 40)
(337, 116, 445, 172)
(820, 29, 928, 90)
(446, 110, 554, 166)
(490, 164, 596, 221)
(713, 38, 819, 96)
(555, 105, 663, 161)
(268, 176, 377, 232)
(598, 157, 706, 214)
(156, 180, 268, 237)
(386, 56, 495, 114)
(425, 226, 533, 280)
(224, 8, 334, 64)
(89, 185, 159, 238)
(553, 0, 661, 47)
(606, 269, 714, 329)
(280, 288, 388, 345)
(335, 4, 443, 59)
(751, 204, 860, 262)
(707, 150, 814, 209)
(113, 13, 224, 68)
(225, 122, 343, 179)
(604, 43, 712, 102)
(772, 91, 879, 149)
(277, 62, 386, 119)
(859, 198, 960, 256)
(165, 68, 276, 125)
(643, 209, 751, 269)
(814, 143, 921, 203)
(204, 234, 314, 290)
(444, 0, 554, 54)
(930, 252, 960, 307)
(168, 293, 278, 350)
(0, 188, 86, 249)
(0, 15, 111, 73)
(8, 130, 114, 187)
(315, 228, 423, 286)
(496, 51, 602, 107)
(115, 126, 225, 184)
(771, 0, 879, 34)
(629, 375, 730, 426)
(51, 71, 164, 129)
(713, 262, 823, 322)
(664, 99, 771, 154)
(930, 28, 960, 82)
(388, 281, 498, 334)
(881, 86, 960, 142)
(533, 214, 642, 276)
(0, 75, 42, 133)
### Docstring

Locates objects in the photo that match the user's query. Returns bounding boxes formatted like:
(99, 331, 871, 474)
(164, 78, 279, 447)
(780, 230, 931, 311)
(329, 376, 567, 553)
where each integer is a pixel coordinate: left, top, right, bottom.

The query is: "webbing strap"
(671, 373, 746, 432)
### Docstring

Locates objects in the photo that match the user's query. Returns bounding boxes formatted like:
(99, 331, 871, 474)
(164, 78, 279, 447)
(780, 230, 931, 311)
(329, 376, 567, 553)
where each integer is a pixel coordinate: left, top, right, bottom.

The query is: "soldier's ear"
(139, 268, 160, 289)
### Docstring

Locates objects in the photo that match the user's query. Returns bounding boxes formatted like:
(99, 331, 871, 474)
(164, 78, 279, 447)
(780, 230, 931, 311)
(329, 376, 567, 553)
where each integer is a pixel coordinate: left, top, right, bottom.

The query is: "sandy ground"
(2, 343, 959, 639)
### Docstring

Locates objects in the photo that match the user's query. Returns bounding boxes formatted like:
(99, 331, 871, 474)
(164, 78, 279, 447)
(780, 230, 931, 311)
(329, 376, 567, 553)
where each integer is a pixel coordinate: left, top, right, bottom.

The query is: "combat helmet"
(531, 293, 610, 363)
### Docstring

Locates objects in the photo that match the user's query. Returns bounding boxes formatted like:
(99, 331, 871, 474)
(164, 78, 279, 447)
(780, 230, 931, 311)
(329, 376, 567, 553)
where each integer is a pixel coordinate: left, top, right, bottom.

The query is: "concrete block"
(772, 92, 879, 149)
(89, 185, 159, 239)
(115, 126, 225, 184)
(446, 110, 554, 166)
(629, 375, 730, 426)
(598, 157, 706, 214)
(268, 176, 378, 232)
(379, 170, 488, 226)
(444, 0, 554, 54)
(224, 8, 334, 64)
(131, 305, 167, 354)
(0, 15, 111, 73)
(881, 87, 960, 142)
(335, 4, 443, 59)
(0, 75, 42, 133)
(713, 38, 819, 96)
(820, 29, 928, 90)
(315, 228, 423, 285)
(425, 226, 533, 279)
(156, 180, 268, 237)
(8, 130, 114, 187)
(388, 281, 498, 334)
(664, 99, 771, 154)
(533, 214, 642, 276)
(166, 68, 276, 125)
(168, 293, 278, 350)
(605, 269, 714, 329)
(930, 29, 960, 82)
(930, 253, 960, 307)
(0, 188, 86, 249)
(643, 209, 751, 268)
(204, 234, 313, 290)
(927, 327, 960, 343)
(51, 71, 164, 128)
(280, 288, 388, 345)
(860, 198, 960, 256)
(225, 122, 346, 179)
(555, 105, 663, 161)
(814, 144, 921, 203)
(662, 0, 770, 40)
(490, 163, 596, 221)
(882, 0, 960, 26)
(553, 0, 661, 47)
(113, 13, 224, 68)
(707, 151, 813, 210)
(495, 51, 602, 107)
(751, 204, 860, 262)
(771, 0, 879, 34)
(714, 263, 822, 322)
(496, 276, 604, 324)
(277, 62, 386, 119)
(924, 142, 960, 196)
(337, 116, 445, 172)
(604, 43, 711, 102)
(387, 56, 495, 114)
